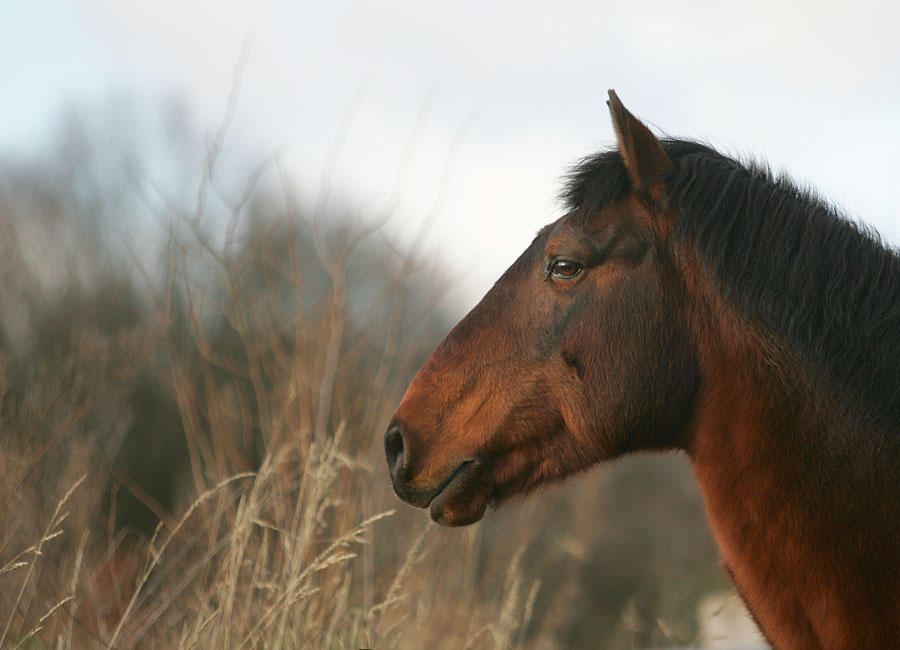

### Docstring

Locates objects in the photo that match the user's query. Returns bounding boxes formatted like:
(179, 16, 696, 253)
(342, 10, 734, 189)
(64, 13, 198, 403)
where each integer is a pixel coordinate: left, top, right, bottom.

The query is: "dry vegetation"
(0, 98, 728, 649)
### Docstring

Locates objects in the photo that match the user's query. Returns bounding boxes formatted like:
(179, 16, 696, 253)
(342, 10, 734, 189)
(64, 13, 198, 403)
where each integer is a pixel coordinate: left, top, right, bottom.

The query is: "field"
(0, 101, 728, 649)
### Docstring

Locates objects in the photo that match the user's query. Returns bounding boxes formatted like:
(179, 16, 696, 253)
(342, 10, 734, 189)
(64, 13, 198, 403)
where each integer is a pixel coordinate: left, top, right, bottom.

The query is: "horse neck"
(685, 300, 900, 649)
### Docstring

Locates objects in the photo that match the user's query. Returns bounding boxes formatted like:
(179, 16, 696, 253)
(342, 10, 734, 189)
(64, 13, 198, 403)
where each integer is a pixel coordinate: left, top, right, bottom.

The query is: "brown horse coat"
(385, 92, 900, 649)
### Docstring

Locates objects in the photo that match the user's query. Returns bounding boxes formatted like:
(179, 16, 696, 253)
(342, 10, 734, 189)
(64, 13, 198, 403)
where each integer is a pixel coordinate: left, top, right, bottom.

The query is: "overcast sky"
(3, 0, 899, 312)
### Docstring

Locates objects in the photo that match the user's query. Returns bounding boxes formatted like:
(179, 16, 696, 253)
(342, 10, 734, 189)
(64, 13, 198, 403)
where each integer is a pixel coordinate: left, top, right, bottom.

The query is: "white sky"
(3, 0, 900, 313)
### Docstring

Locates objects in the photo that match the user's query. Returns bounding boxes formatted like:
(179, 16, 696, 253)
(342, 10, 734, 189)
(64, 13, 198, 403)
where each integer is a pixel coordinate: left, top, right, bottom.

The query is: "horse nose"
(384, 422, 406, 479)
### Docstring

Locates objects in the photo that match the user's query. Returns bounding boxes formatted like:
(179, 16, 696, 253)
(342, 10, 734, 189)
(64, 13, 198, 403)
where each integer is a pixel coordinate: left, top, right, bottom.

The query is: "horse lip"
(431, 460, 477, 504)
(428, 460, 483, 521)
(391, 460, 478, 509)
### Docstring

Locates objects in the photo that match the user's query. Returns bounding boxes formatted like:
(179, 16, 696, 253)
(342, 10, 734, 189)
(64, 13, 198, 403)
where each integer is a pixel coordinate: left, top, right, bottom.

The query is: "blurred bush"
(0, 97, 728, 649)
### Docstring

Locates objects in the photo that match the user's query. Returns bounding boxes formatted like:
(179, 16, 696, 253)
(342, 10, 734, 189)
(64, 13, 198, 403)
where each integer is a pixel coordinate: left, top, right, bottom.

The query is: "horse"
(383, 91, 900, 649)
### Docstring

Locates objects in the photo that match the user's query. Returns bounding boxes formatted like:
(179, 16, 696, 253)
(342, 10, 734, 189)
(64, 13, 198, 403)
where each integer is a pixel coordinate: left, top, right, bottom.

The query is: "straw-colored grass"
(0, 97, 729, 650)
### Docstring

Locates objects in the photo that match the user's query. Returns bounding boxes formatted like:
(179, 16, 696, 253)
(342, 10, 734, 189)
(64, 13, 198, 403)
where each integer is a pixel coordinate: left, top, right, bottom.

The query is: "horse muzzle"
(384, 420, 487, 525)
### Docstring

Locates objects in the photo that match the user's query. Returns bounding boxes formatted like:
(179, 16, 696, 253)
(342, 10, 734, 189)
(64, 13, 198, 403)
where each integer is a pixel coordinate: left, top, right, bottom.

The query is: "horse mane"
(561, 139, 900, 431)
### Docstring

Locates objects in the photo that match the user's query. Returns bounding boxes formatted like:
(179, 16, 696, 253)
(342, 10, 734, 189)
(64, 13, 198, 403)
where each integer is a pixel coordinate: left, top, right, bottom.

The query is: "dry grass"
(0, 428, 542, 650)
(0, 96, 729, 650)
(0, 312, 541, 649)
(0, 121, 544, 648)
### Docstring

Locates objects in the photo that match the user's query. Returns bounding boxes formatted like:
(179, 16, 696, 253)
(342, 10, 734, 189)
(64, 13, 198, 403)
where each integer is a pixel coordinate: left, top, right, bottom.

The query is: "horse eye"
(549, 259, 584, 279)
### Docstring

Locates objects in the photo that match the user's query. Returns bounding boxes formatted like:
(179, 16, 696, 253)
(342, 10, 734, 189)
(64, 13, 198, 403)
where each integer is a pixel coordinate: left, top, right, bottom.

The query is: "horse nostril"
(384, 424, 405, 476)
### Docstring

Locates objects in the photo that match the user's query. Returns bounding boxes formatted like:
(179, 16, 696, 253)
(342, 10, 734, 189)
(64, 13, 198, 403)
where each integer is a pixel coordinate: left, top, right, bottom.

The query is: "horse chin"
(428, 460, 490, 527)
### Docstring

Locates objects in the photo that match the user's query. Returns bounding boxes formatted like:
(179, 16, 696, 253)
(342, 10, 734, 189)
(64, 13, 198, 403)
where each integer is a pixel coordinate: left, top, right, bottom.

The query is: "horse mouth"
(428, 460, 490, 527)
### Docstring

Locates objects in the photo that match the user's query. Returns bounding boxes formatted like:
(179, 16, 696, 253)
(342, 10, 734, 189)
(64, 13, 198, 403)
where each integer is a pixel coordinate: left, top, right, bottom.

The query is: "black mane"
(562, 139, 900, 429)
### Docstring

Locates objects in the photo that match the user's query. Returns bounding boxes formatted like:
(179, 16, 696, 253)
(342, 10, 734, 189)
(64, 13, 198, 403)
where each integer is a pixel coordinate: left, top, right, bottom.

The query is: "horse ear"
(607, 90, 674, 199)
